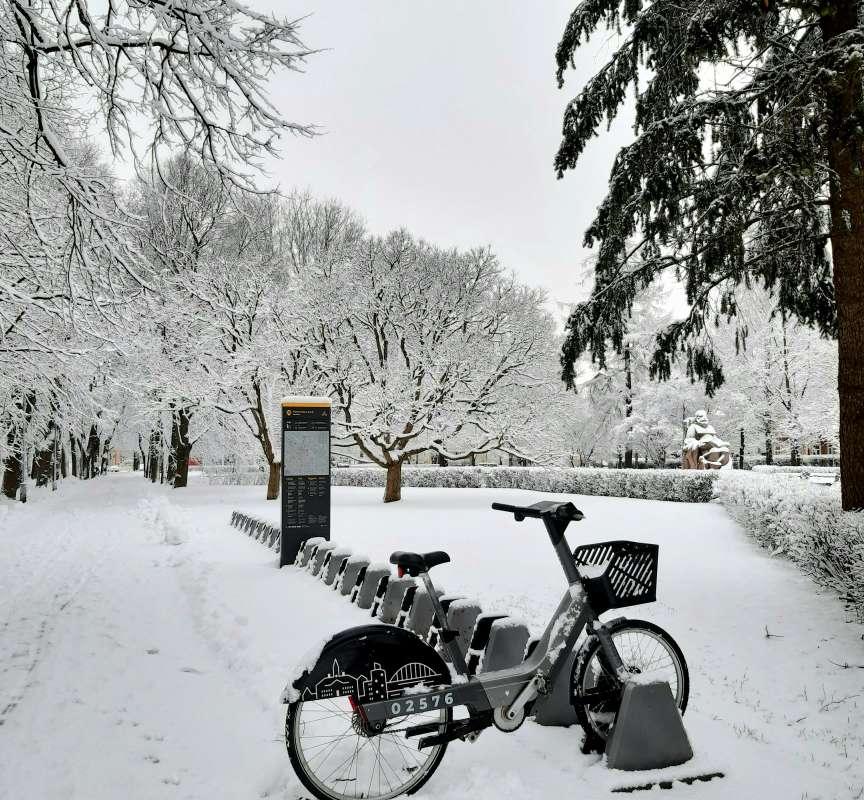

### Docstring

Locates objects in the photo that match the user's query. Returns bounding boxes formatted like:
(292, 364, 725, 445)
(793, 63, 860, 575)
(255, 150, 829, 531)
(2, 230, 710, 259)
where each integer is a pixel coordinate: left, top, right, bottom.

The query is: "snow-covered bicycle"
(283, 500, 689, 800)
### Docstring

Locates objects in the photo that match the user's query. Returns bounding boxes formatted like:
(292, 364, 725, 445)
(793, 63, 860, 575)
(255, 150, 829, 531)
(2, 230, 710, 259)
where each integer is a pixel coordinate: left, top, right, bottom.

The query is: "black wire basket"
(573, 540, 659, 613)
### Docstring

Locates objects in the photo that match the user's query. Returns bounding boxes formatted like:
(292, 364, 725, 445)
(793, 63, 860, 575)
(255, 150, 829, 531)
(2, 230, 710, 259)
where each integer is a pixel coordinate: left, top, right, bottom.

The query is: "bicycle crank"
(493, 704, 526, 732)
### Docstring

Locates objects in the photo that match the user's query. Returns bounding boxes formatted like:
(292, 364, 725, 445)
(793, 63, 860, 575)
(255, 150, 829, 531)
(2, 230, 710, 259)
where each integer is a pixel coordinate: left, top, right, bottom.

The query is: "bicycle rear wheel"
(286, 696, 450, 800)
(571, 618, 689, 743)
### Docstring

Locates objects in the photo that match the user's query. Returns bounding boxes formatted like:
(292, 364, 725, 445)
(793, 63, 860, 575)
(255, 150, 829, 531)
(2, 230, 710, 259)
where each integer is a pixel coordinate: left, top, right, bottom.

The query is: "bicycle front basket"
(573, 540, 659, 613)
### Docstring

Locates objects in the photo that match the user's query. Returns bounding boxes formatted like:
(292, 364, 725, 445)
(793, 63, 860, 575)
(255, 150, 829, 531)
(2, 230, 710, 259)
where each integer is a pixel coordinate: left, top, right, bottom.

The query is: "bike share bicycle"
(283, 500, 689, 800)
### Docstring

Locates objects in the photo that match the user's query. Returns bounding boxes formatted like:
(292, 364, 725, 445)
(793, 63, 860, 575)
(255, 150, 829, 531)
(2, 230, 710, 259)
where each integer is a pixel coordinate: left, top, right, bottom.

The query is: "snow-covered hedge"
(333, 466, 717, 503)
(204, 465, 266, 485)
(718, 475, 864, 618)
(751, 465, 839, 476)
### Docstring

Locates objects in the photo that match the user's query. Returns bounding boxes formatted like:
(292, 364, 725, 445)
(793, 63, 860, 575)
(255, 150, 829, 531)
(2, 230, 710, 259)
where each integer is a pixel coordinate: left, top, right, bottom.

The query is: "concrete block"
(533, 646, 579, 727)
(605, 681, 693, 771)
(427, 595, 464, 649)
(268, 526, 280, 549)
(323, 549, 352, 586)
(444, 600, 482, 662)
(356, 566, 390, 610)
(297, 537, 325, 568)
(465, 613, 507, 675)
(405, 587, 444, 638)
(310, 541, 338, 576)
(481, 618, 530, 674)
(340, 556, 370, 596)
(375, 577, 416, 624)
(394, 585, 418, 628)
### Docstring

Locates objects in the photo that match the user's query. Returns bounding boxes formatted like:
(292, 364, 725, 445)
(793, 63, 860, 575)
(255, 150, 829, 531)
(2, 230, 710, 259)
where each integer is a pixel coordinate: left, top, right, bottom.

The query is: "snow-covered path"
(1, 475, 863, 799)
(0, 478, 291, 799)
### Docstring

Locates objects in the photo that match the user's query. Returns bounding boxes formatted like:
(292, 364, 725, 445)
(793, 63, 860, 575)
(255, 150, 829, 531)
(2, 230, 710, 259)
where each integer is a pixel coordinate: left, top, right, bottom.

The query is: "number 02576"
(388, 690, 454, 717)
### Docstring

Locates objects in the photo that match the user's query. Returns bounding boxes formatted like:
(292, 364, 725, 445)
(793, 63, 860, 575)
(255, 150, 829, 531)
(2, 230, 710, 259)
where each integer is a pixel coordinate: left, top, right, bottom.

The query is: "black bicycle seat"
(389, 550, 450, 576)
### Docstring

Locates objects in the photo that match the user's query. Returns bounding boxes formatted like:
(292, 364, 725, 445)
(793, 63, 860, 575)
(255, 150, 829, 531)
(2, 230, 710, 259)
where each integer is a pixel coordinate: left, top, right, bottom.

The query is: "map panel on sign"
(283, 430, 329, 476)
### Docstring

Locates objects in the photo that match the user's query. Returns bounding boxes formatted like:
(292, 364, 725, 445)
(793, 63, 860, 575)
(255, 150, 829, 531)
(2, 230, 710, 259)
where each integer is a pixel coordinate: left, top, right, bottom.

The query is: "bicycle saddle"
(389, 550, 450, 577)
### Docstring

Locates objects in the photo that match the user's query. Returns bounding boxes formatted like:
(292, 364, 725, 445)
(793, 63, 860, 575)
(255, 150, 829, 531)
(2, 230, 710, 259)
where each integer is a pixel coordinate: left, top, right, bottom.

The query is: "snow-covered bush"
(751, 465, 839, 476)
(333, 466, 717, 503)
(718, 475, 864, 619)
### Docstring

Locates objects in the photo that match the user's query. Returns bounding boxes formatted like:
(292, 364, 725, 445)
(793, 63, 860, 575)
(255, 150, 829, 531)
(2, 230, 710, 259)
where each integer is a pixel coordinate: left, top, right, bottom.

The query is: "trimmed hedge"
(751, 465, 839, 476)
(332, 466, 718, 503)
(718, 474, 864, 619)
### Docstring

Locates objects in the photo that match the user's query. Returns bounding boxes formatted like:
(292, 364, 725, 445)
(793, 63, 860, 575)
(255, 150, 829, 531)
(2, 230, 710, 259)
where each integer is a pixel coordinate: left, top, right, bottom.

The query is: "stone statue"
(682, 410, 732, 470)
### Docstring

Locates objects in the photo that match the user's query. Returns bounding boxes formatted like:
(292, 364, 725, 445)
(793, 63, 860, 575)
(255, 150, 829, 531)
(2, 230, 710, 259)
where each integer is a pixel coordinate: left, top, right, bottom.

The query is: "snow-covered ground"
(1, 474, 863, 799)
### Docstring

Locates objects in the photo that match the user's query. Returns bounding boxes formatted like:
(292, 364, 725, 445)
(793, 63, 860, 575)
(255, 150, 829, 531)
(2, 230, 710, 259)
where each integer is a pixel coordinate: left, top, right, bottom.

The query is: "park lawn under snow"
(1, 475, 863, 799)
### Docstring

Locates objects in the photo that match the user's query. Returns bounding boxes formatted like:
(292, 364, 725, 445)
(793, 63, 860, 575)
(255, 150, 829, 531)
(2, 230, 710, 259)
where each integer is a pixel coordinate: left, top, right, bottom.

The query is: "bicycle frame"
(359, 504, 626, 725)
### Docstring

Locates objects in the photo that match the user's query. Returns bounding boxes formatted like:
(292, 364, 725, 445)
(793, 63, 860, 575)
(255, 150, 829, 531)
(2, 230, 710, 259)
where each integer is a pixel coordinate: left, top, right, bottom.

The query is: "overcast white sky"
(253, 1, 633, 305)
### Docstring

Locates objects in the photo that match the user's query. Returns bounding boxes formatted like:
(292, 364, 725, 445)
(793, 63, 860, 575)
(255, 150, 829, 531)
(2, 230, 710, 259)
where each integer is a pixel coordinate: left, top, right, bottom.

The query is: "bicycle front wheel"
(286, 695, 450, 800)
(571, 618, 689, 742)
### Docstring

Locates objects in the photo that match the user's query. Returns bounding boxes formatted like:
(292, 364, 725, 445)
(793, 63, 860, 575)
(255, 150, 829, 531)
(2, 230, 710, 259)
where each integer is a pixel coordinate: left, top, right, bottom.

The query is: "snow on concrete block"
(428, 594, 465, 650)
(376, 577, 416, 624)
(356, 566, 390, 610)
(605, 681, 693, 771)
(323, 549, 352, 586)
(481, 617, 530, 674)
(268, 526, 280, 549)
(310, 541, 338, 576)
(340, 557, 370, 597)
(297, 538, 325, 568)
(445, 600, 482, 662)
(394, 584, 418, 628)
(532, 645, 580, 727)
(466, 613, 508, 675)
(405, 586, 444, 638)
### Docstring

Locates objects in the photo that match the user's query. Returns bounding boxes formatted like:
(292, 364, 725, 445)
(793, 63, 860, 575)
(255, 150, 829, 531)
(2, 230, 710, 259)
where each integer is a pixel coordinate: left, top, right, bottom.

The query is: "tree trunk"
(2, 391, 35, 500)
(69, 433, 78, 477)
(2, 451, 23, 499)
(266, 461, 280, 500)
(148, 430, 160, 483)
(84, 425, 99, 479)
(172, 409, 193, 488)
(167, 409, 180, 483)
(822, 1, 864, 509)
(384, 460, 402, 503)
(624, 343, 633, 468)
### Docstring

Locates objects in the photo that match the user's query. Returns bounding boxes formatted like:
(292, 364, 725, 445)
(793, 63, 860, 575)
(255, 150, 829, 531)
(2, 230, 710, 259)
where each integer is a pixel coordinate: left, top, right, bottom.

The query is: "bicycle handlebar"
(491, 500, 584, 523)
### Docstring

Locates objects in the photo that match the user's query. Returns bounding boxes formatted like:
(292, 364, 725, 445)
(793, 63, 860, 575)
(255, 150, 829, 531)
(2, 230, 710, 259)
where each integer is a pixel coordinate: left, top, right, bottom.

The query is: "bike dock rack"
(405, 586, 444, 638)
(310, 541, 337, 577)
(355, 564, 390, 609)
(373, 576, 415, 624)
(481, 618, 530, 673)
(322, 548, 352, 586)
(339, 556, 370, 596)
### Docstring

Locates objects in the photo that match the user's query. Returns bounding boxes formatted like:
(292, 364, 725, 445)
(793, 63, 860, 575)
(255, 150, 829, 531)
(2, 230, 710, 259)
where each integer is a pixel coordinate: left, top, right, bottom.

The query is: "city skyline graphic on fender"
(301, 660, 439, 702)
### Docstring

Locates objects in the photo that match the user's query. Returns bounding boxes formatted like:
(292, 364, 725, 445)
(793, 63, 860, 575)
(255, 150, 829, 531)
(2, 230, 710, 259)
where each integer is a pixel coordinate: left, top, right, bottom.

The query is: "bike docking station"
(226, 446, 724, 796)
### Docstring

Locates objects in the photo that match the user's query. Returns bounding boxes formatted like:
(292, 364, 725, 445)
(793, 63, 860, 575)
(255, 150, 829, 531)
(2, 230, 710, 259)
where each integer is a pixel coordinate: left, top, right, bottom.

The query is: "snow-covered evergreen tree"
(556, 0, 864, 508)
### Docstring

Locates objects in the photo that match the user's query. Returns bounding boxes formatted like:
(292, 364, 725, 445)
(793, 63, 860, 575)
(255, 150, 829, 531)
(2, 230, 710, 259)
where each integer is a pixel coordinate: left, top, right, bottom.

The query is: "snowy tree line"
(1, 147, 839, 505)
(0, 0, 843, 506)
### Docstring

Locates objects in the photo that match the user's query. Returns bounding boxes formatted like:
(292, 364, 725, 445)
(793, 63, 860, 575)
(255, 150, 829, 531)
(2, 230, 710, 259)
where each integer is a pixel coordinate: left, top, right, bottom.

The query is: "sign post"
(280, 396, 331, 567)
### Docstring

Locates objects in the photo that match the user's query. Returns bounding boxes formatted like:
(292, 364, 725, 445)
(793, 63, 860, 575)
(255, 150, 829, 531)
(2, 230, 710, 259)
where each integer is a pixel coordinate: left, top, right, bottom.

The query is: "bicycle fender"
(281, 624, 449, 704)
